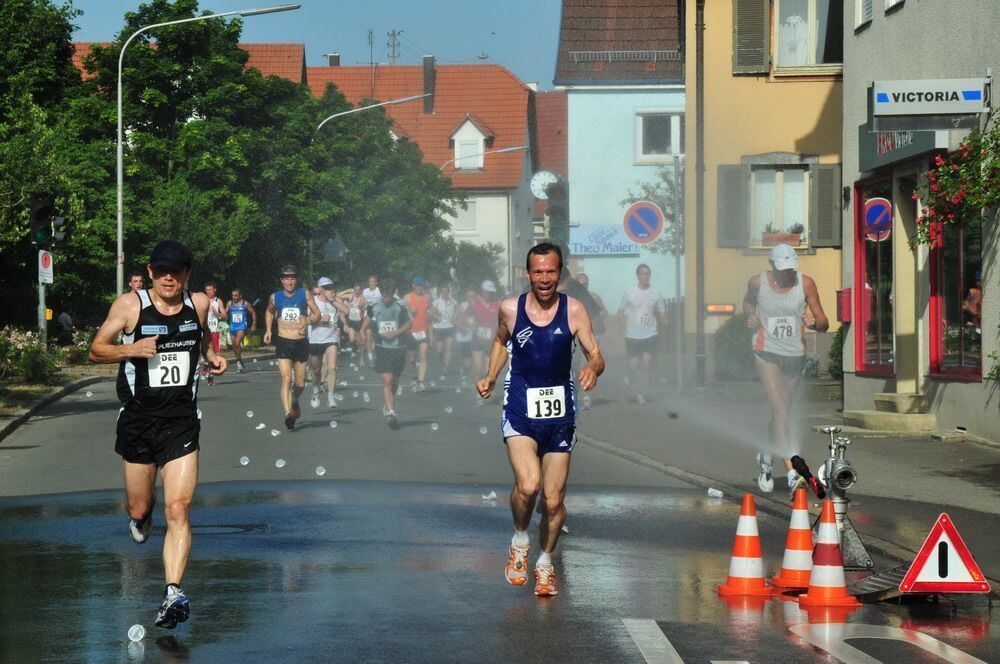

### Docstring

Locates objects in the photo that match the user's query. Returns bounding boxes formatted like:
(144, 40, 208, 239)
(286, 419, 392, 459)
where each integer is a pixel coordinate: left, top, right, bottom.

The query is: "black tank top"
(116, 289, 203, 417)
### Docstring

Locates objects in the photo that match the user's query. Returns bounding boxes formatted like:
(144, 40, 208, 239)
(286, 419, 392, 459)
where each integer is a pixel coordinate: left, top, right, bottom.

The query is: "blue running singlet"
(503, 293, 575, 426)
(229, 301, 249, 332)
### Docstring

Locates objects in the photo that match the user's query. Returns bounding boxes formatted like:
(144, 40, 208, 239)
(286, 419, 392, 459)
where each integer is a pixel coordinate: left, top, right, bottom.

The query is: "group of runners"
(88, 236, 825, 628)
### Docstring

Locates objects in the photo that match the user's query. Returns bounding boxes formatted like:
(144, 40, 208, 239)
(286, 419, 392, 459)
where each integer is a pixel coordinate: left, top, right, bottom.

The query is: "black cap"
(149, 240, 192, 271)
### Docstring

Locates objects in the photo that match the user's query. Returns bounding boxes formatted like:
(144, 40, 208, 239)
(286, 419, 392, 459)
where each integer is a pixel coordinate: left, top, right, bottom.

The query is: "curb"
(576, 432, 1000, 593)
(0, 375, 110, 445)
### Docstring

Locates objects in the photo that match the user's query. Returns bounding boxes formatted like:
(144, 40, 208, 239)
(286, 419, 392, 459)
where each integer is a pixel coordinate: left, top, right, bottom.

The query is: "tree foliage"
(0, 0, 461, 327)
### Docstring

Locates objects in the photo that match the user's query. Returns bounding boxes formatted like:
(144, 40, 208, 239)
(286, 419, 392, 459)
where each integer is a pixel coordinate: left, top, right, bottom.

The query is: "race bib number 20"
(527, 385, 565, 420)
(149, 352, 190, 388)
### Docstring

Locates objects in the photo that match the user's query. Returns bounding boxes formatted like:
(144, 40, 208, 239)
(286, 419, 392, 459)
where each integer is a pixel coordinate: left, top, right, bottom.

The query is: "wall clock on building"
(530, 170, 560, 200)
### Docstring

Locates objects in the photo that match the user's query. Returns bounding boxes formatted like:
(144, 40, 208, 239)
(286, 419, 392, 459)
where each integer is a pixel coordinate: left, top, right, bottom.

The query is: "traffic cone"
(771, 488, 813, 590)
(717, 493, 775, 597)
(797, 500, 861, 607)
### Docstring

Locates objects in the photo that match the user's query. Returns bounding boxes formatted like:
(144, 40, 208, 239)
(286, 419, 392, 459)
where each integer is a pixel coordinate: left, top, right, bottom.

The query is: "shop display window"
(854, 182, 894, 374)
(930, 213, 982, 377)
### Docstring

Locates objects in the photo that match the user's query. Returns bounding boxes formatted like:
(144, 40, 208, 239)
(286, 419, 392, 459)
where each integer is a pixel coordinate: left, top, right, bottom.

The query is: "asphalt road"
(1, 354, 997, 662)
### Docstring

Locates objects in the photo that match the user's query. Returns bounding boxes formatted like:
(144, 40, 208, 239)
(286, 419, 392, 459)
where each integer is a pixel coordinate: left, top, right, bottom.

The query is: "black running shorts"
(116, 409, 200, 466)
(754, 351, 806, 377)
(625, 335, 659, 358)
(374, 346, 407, 376)
(275, 336, 309, 363)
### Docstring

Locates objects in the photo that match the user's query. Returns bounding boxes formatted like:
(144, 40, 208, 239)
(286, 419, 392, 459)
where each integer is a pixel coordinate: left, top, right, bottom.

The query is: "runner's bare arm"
(193, 292, 227, 375)
(476, 299, 515, 398)
(568, 298, 605, 391)
(88, 294, 150, 363)
(743, 275, 761, 328)
(248, 303, 258, 331)
(263, 294, 276, 344)
(329, 298, 351, 318)
(802, 275, 830, 332)
(304, 291, 321, 328)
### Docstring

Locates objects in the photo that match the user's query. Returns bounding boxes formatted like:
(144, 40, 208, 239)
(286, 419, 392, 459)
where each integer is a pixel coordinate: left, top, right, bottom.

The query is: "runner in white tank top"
(742, 243, 829, 494)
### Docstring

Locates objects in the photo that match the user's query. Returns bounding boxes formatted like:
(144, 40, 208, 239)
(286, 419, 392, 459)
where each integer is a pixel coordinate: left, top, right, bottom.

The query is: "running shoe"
(415, 382, 426, 392)
(155, 587, 190, 629)
(387, 410, 399, 429)
(129, 514, 152, 544)
(505, 544, 530, 586)
(206, 373, 214, 386)
(237, 360, 244, 374)
(291, 400, 301, 419)
(285, 412, 296, 431)
(328, 393, 337, 408)
(533, 564, 558, 597)
(756, 452, 774, 493)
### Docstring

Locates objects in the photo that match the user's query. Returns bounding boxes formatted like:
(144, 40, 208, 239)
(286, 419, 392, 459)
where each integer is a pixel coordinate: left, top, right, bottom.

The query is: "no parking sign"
(622, 201, 665, 245)
(863, 197, 892, 242)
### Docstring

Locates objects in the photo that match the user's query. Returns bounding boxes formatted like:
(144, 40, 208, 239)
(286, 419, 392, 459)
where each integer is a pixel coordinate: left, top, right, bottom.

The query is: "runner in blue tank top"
(477, 242, 605, 598)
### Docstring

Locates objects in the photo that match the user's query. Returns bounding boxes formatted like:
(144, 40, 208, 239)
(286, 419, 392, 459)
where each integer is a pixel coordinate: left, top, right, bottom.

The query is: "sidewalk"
(576, 367, 1000, 585)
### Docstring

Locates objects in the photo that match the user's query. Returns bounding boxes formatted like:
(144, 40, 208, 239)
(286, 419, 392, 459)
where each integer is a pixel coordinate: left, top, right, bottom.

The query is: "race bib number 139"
(527, 385, 565, 420)
(149, 352, 190, 388)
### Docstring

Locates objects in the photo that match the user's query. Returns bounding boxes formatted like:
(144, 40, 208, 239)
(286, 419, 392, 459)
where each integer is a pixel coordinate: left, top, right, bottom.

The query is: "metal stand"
(815, 427, 873, 570)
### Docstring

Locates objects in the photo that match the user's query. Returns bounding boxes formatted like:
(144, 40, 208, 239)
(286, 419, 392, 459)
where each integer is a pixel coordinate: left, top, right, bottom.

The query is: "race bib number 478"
(527, 385, 566, 420)
(149, 352, 190, 388)
(767, 316, 799, 339)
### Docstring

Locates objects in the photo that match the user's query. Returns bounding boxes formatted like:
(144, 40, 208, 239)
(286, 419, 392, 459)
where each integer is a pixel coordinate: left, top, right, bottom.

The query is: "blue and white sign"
(863, 197, 892, 242)
(873, 79, 987, 117)
(568, 225, 640, 256)
(622, 201, 665, 245)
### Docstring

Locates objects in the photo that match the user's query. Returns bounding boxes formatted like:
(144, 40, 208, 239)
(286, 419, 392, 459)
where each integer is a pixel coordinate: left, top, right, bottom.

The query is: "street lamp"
(314, 93, 430, 136)
(116, 3, 301, 294)
(439, 145, 529, 171)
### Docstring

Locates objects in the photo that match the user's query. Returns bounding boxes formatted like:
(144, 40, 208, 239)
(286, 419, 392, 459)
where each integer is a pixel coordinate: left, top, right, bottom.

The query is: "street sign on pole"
(39, 250, 54, 284)
(623, 201, 665, 245)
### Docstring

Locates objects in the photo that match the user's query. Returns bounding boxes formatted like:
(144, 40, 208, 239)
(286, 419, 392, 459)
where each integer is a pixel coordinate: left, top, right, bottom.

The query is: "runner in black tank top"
(90, 240, 227, 630)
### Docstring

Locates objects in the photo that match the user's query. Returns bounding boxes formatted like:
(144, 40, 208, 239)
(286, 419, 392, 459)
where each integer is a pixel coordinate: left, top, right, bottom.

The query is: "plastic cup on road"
(275, 458, 286, 469)
(85, 391, 94, 398)
(128, 624, 145, 642)
(240, 456, 249, 466)
(455, 387, 462, 394)
(352, 391, 359, 398)
(246, 410, 253, 418)
(315, 466, 326, 477)
(707, 488, 724, 498)
(431, 422, 439, 431)
(270, 429, 280, 437)
(444, 406, 453, 414)
(479, 426, 488, 435)
(329, 420, 338, 429)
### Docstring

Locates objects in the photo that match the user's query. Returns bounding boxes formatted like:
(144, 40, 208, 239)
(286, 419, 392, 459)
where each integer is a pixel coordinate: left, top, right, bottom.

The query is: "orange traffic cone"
(718, 493, 775, 597)
(771, 488, 813, 590)
(797, 500, 861, 607)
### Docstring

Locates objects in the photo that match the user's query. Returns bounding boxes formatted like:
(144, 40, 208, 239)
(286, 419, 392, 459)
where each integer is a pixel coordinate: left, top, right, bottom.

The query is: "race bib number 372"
(527, 385, 565, 420)
(149, 352, 190, 388)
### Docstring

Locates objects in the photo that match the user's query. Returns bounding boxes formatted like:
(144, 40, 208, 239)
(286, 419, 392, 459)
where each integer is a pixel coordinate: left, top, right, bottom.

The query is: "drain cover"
(849, 563, 910, 601)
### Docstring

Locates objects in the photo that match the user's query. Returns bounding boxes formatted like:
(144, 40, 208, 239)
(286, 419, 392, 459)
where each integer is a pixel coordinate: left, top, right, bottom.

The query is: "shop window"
(931, 214, 982, 376)
(855, 182, 894, 374)
(775, 0, 844, 69)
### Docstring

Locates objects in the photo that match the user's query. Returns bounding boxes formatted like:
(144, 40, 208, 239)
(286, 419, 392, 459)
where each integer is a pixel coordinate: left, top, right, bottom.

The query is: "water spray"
(813, 426, 872, 570)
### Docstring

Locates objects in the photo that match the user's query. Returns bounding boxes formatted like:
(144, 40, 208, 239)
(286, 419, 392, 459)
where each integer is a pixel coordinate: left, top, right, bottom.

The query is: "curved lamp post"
(116, 3, 301, 294)
(439, 145, 529, 171)
(314, 93, 429, 136)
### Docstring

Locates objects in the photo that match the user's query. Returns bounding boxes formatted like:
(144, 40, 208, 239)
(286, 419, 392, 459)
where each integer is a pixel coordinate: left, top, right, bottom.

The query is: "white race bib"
(638, 314, 653, 328)
(280, 307, 301, 322)
(349, 307, 362, 321)
(231, 311, 244, 325)
(527, 386, 566, 420)
(378, 320, 397, 335)
(411, 330, 427, 342)
(767, 316, 799, 340)
(149, 352, 190, 388)
(477, 326, 493, 341)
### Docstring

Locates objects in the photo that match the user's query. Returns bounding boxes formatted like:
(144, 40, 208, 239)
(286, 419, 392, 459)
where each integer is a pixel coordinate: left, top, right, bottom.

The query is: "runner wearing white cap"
(309, 277, 350, 407)
(742, 243, 829, 493)
(471, 279, 500, 386)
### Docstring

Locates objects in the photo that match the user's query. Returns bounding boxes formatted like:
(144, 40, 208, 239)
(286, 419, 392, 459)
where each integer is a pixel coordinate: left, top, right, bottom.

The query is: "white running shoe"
(328, 393, 337, 408)
(756, 452, 774, 493)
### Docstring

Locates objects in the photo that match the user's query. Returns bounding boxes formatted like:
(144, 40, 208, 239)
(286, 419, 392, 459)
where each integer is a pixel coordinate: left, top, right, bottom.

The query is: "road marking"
(622, 619, 684, 664)
(788, 623, 987, 664)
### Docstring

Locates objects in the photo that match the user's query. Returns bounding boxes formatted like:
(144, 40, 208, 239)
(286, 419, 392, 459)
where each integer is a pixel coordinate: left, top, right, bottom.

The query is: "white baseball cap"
(481, 280, 497, 293)
(768, 243, 798, 271)
(316, 277, 334, 288)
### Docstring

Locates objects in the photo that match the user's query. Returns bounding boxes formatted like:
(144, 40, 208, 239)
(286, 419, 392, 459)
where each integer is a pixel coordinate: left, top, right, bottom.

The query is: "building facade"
(841, 1, 1000, 441)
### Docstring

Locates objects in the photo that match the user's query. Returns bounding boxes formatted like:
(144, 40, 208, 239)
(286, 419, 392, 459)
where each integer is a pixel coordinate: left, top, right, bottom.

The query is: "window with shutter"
(774, 0, 844, 69)
(857, 0, 874, 26)
(717, 165, 750, 247)
(884, 0, 903, 11)
(733, 0, 771, 74)
(810, 164, 842, 247)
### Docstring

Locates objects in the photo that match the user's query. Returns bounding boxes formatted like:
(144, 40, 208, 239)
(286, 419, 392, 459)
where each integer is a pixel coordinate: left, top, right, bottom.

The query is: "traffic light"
(546, 180, 569, 245)
(29, 200, 55, 248)
(51, 214, 67, 244)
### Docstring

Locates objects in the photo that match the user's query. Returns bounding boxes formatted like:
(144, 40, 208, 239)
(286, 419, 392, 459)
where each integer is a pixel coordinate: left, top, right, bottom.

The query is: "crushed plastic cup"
(256, 423, 266, 430)
(269, 361, 274, 366)
(430, 381, 436, 388)
(430, 422, 439, 431)
(707, 487, 724, 498)
(454, 387, 462, 394)
(334, 393, 344, 401)
(275, 458, 286, 469)
(362, 392, 370, 403)
(270, 429, 280, 437)
(128, 624, 145, 642)
(85, 390, 94, 398)
(444, 406, 453, 414)
(239, 456, 250, 466)
(481, 490, 497, 501)
(396, 387, 403, 396)
(353, 366, 359, 372)
(310, 397, 320, 408)
(329, 420, 338, 429)
(315, 466, 326, 477)
(479, 426, 488, 435)
(352, 391, 359, 398)
(246, 410, 254, 418)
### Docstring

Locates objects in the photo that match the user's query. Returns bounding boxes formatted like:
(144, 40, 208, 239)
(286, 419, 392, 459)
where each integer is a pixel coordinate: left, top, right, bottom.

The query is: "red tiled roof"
(70, 42, 306, 85)
(241, 43, 306, 84)
(531, 91, 568, 220)
(307, 64, 532, 190)
(554, 0, 683, 85)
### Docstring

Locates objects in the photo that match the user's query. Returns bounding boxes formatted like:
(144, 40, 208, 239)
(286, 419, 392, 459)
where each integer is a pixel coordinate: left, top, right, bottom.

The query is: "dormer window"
(450, 114, 496, 171)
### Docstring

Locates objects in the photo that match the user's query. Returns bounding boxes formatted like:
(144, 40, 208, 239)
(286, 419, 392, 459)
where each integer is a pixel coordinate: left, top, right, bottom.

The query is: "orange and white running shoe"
(534, 564, 558, 597)
(504, 544, 529, 586)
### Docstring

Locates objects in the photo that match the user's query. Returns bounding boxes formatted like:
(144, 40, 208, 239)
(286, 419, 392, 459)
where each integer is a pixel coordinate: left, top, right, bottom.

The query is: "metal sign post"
(672, 155, 683, 389)
(38, 250, 54, 344)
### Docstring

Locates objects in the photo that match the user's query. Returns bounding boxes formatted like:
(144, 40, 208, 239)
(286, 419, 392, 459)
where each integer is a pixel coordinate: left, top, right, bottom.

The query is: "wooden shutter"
(733, 0, 771, 74)
(810, 164, 842, 247)
(717, 165, 750, 248)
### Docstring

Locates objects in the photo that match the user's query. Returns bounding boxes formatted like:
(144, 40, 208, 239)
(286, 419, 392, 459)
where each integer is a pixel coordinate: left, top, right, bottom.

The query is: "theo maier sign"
(873, 78, 987, 116)
(568, 225, 640, 256)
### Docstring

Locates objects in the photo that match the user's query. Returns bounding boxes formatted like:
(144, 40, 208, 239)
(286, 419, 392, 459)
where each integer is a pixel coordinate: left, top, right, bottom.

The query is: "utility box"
(836, 288, 852, 323)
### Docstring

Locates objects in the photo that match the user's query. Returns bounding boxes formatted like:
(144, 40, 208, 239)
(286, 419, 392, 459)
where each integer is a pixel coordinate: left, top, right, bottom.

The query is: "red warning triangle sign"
(899, 513, 991, 593)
